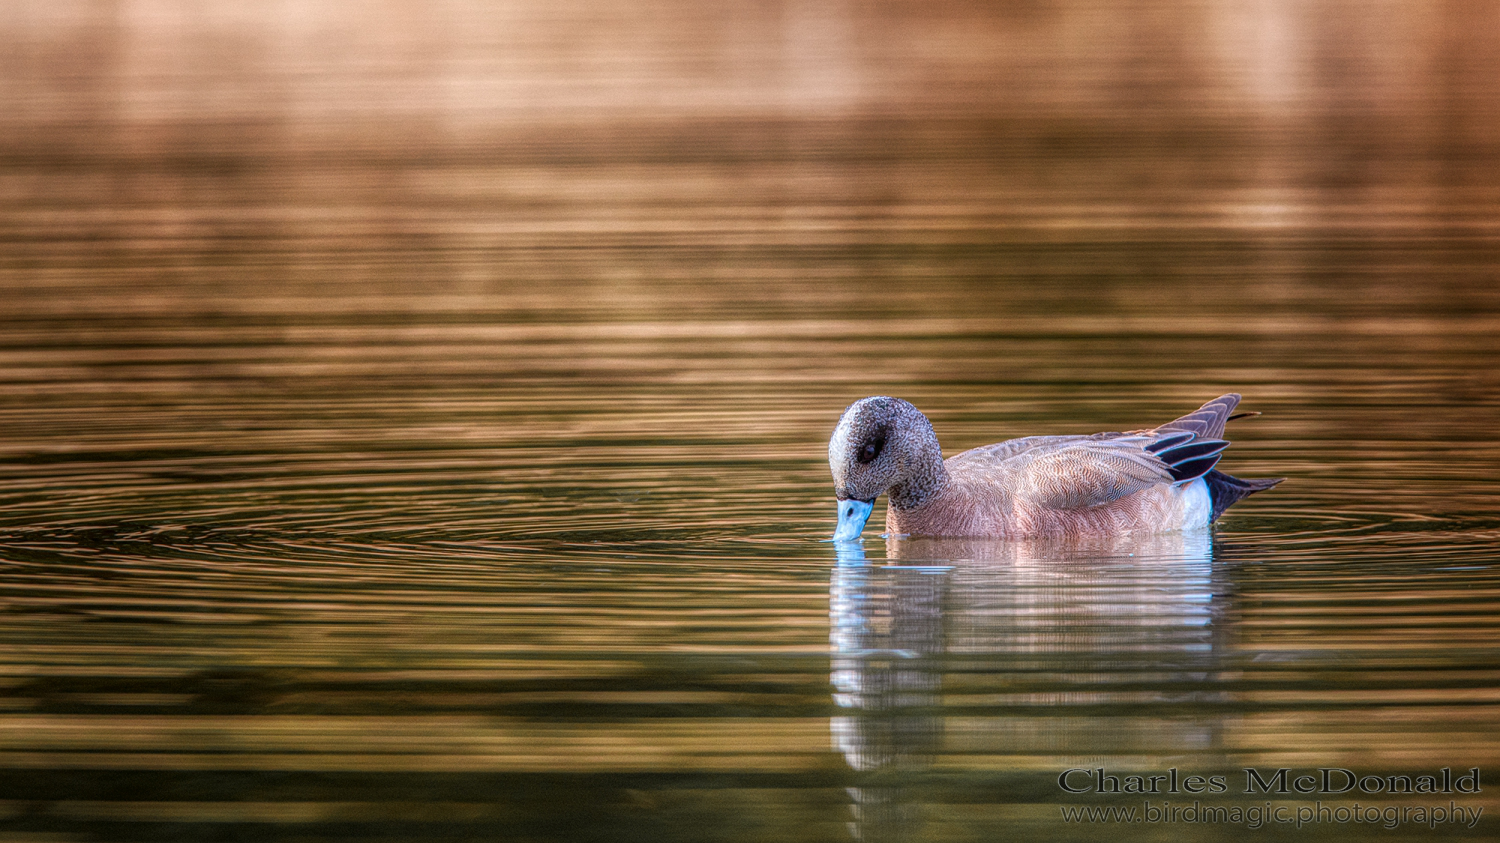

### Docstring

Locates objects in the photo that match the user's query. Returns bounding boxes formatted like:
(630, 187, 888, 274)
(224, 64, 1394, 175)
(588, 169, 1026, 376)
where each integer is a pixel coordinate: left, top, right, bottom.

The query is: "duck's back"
(929, 433, 1199, 537)
(947, 434, 1098, 469)
(886, 395, 1279, 538)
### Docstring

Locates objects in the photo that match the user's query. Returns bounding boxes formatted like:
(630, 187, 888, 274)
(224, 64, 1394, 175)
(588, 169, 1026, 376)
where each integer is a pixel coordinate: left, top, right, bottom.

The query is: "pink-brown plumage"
(829, 394, 1281, 540)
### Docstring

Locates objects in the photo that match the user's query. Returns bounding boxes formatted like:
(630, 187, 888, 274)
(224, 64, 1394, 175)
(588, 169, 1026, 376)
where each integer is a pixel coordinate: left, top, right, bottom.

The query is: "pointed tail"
(1205, 470, 1284, 522)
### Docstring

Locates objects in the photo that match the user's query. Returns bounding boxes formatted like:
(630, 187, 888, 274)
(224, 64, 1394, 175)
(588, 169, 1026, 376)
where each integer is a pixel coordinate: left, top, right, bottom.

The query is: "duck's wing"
(949, 394, 1248, 511)
(1001, 431, 1230, 511)
(1006, 437, 1173, 510)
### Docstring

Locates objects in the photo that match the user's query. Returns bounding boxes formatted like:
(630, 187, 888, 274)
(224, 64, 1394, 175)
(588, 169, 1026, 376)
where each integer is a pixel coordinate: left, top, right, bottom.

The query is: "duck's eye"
(856, 434, 885, 464)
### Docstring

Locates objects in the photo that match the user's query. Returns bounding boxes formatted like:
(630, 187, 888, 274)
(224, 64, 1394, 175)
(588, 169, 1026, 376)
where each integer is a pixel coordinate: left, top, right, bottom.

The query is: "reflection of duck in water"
(830, 531, 1227, 841)
(830, 542, 946, 841)
(881, 531, 1225, 669)
(829, 394, 1281, 541)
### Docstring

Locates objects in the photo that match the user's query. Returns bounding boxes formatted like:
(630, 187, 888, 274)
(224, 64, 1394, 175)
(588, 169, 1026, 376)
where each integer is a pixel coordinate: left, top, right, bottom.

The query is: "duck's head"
(827, 396, 944, 541)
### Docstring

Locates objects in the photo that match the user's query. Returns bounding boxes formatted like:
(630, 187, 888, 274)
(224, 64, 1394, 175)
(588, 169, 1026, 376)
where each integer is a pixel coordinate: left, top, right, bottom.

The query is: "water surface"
(2, 2, 1500, 841)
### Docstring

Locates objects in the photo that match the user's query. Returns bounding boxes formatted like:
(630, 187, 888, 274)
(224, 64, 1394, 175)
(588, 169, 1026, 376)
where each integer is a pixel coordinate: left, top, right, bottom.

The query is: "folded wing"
(951, 393, 1263, 513)
(1008, 426, 1229, 511)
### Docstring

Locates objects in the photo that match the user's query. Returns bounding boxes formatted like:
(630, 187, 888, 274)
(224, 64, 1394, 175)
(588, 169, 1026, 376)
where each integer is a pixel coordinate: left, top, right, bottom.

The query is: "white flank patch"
(1180, 477, 1212, 528)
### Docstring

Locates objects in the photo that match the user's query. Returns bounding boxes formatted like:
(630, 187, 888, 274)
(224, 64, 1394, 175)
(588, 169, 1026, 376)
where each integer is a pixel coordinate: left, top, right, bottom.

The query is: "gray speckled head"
(828, 397, 950, 538)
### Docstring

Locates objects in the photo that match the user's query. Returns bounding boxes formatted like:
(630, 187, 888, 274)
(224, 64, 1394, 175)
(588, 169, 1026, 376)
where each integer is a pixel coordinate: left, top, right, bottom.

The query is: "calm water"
(3, 2, 1500, 841)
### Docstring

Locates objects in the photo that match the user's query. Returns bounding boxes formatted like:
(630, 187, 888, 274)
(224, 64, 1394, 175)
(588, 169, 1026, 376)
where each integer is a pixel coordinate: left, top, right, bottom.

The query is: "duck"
(828, 393, 1281, 541)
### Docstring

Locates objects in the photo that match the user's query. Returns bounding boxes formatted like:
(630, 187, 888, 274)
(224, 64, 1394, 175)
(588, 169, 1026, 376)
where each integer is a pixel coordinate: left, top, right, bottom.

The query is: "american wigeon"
(829, 394, 1281, 540)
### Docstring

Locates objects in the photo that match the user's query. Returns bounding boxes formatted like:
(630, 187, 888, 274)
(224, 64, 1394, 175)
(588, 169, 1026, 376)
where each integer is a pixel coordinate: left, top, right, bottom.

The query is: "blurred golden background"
(3, 0, 1497, 270)
(2, 6, 1500, 843)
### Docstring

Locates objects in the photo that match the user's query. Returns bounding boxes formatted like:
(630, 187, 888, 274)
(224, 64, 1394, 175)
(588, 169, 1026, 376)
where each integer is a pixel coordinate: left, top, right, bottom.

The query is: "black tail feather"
(1205, 470, 1285, 521)
(1169, 453, 1226, 483)
(1145, 431, 1195, 453)
(1157, 438, 1229, 468)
